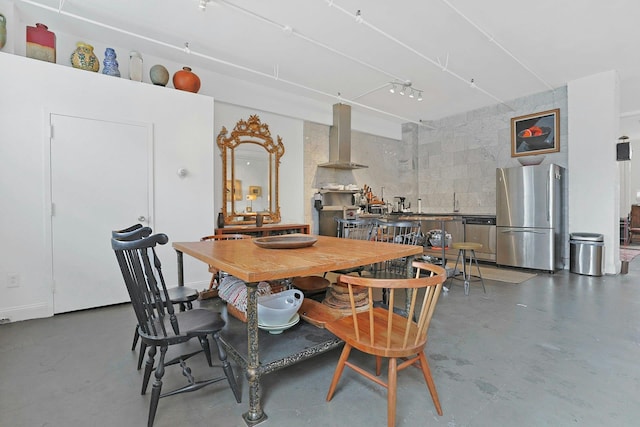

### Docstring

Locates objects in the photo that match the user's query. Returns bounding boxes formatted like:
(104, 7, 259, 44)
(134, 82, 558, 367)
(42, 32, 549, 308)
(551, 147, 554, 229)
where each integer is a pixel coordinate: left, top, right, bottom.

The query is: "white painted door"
(50, 114, 152, 313)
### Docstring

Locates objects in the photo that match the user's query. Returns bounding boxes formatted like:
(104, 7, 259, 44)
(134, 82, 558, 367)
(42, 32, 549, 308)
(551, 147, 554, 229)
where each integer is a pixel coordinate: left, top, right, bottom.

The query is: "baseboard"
(0, 302, 52, 323)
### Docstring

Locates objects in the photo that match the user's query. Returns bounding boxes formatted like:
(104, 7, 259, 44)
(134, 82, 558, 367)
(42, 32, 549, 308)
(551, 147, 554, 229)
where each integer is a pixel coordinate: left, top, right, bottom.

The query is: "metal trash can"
(569, 232, 604, 276)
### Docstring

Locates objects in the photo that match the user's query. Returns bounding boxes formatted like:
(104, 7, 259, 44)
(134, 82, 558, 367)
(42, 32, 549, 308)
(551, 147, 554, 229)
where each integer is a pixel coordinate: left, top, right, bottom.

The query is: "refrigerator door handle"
(500, 229, 546, 234)
(546, 176, 550, 222)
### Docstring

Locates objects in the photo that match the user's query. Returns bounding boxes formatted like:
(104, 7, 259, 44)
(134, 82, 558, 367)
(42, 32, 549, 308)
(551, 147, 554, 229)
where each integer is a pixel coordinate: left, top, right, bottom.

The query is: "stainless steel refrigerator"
(496, 164, 565, 271)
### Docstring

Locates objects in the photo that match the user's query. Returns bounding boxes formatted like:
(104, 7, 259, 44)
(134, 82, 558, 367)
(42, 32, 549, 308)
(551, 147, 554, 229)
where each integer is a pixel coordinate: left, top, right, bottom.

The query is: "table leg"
(242, 281, 267, 426)
(405, 254, 415, 314)
(176, 250, 184, 286)
(441, 219, 446, 268)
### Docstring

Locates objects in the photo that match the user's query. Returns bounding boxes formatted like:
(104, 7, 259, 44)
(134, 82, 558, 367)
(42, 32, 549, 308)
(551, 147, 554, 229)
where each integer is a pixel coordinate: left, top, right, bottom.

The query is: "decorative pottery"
(129, 51, 143, 82)
(0, 14, 6, 50)
(102, 48, 120, 77)
(149, 64, 169, 86)
(256, 213, 264, 227)
(70, 42, 99, 72)
(26, 23, 56, 63)
(217, 211, 225, 229)
(172, 66, 201, 93)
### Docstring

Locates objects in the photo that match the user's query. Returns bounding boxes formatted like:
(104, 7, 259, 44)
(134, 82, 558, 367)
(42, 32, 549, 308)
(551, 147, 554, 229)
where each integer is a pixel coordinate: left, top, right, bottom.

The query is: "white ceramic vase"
(129, 51, 143, 82)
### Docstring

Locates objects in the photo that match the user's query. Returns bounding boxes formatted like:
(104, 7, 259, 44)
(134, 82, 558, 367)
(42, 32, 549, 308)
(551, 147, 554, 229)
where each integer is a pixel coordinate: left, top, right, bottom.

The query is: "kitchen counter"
(390, 212, 495, 218)
(388, 213, 497, 263)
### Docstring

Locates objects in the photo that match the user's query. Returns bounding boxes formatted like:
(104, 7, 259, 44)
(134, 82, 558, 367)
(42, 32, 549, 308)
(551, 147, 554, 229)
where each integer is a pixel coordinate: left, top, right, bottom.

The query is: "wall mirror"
(217, 115, 284, 225)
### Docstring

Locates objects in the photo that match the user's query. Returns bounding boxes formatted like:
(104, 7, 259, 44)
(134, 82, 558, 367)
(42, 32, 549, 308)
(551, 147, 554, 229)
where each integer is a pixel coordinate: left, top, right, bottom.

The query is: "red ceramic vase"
(26, 23, 56, 63)
(172, 66, 201, 93)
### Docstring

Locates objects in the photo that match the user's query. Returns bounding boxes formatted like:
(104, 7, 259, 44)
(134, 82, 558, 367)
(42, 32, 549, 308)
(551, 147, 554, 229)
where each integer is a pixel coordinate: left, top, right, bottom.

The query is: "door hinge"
(49, 124, 54, 139)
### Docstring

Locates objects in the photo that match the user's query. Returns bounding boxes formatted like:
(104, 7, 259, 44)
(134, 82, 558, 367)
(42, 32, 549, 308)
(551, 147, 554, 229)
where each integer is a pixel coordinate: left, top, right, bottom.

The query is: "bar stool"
(448, 242, 486, 295)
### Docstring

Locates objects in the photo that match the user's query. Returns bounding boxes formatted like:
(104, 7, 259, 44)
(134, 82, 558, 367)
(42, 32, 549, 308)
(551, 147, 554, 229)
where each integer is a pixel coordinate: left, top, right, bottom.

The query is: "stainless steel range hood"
(318, 103, 368, 169)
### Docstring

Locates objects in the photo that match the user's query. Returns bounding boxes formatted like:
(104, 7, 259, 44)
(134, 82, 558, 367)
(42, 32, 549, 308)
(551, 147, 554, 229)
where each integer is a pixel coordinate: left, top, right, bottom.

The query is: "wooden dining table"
(173, 234, 423, 426)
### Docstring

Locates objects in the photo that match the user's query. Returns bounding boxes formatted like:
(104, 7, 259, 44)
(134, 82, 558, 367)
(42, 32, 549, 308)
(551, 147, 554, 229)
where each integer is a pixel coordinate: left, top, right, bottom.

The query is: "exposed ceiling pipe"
(217, 0, 409, 83)
(323, 0, 513, 110)
(15, 0, 424, 126)
(439, 0, 555, 91)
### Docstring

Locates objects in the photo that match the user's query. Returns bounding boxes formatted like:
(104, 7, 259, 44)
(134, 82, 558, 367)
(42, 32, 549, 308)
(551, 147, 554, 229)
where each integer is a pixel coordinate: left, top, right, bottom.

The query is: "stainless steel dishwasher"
(463, 216, 497, 263)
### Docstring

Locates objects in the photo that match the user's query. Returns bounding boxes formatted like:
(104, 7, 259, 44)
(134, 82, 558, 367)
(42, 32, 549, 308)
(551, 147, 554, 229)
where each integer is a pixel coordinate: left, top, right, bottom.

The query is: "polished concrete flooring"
(2, 262, 640, 427)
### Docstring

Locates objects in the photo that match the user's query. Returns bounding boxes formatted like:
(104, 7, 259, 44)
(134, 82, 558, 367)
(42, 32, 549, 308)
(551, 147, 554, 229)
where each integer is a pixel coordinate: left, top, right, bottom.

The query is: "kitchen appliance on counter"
(393, 196, 408, 213)
(316, 190, 360, 237)
(496, 164, 565, 271)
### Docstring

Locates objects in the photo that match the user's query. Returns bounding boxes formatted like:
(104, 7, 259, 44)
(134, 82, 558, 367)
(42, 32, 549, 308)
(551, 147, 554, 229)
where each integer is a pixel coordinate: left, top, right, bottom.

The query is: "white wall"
(568, 70, 621, 274)
(0, 52, 215, 321)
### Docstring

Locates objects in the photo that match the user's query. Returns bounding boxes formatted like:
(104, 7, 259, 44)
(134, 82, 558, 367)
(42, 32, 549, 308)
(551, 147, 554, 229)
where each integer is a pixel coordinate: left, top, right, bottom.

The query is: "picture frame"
(226, 179, 242, 201)
(249, 185, 262, 197)
(511, 108, 560, 157)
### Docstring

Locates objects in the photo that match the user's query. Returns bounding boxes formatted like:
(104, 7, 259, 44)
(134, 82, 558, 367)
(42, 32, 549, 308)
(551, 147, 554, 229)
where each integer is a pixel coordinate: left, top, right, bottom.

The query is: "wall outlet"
(6, 273, 20, 288)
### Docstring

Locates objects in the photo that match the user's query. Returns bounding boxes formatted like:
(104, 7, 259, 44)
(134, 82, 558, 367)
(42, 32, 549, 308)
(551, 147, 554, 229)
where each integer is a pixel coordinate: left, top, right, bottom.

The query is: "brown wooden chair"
(325, 261, 446, 427)
(199, 234, 251, 298)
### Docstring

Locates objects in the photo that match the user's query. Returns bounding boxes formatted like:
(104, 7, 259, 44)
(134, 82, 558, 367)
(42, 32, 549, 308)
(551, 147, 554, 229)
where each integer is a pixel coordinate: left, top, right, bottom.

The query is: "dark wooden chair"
(325, 261, 446, 427)
(113, 224, 200, 370)
(112, 232, 241, 427)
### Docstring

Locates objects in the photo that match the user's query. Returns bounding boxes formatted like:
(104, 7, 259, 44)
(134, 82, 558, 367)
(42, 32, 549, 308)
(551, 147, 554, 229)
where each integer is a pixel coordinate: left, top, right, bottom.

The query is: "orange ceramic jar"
(172, 66, 201, 93)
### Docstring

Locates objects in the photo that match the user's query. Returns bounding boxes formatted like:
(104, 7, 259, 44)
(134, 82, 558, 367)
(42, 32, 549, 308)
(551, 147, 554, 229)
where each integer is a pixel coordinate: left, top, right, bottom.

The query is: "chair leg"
(445, 249, 463, 291)
(327, 343, 352, 401)
(131, 327, 140, 351)
(376, 356, 383, 376)
(137, 342, 147, 370)
(464, 250, 471, 295)
(142, 345, 156, 395)
(471, 250, 486, 293)
(212, 332, 241, 403)
(388, 357, 398, 427)
(148, 345, 167, 427)
(418, 351, 443, 416)
(199, 336, 213, 367)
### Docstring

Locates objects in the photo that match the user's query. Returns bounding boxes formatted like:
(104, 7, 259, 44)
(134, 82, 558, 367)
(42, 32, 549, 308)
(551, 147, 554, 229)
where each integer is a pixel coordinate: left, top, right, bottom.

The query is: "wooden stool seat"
(451, 242, 483, 251)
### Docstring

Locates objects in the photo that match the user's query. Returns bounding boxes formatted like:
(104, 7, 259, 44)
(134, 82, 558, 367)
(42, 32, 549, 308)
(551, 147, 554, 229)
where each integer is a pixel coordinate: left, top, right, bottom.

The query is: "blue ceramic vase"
(102, 48, 121, 77)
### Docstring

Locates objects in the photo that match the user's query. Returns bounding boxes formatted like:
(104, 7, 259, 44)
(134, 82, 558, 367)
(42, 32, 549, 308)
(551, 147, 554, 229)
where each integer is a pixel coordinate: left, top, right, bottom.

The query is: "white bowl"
(258, 289, 304, 326)
(517, 155, 545, 166)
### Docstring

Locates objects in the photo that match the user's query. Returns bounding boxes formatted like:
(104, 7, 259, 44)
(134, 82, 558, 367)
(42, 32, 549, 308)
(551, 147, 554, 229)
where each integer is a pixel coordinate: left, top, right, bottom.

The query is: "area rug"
(445, 262, 537, 284)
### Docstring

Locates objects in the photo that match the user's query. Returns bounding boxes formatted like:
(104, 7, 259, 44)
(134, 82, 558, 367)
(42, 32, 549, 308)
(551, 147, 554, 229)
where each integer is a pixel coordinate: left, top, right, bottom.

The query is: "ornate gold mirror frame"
(217, 115, 284, 225)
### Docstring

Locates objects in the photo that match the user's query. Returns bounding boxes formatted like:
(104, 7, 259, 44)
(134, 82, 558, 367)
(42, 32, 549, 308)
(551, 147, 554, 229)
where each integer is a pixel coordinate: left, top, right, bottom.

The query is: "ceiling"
(13, 0, 640, 136)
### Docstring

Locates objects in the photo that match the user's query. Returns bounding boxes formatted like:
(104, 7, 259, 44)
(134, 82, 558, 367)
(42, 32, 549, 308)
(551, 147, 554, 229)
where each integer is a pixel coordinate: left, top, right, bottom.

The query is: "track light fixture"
(388, 81, 423, 102)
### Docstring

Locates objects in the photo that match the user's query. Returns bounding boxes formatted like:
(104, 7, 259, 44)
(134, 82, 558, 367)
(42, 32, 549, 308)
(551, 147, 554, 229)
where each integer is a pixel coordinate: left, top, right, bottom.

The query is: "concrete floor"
(2, 263, 640, 427)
